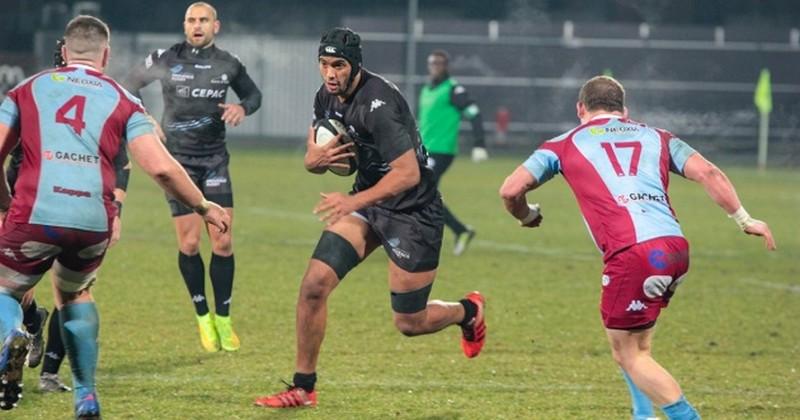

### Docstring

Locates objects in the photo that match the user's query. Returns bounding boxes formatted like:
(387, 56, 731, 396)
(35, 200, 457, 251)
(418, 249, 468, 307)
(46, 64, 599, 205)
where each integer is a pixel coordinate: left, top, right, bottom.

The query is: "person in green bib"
(418, 49, 487, 256)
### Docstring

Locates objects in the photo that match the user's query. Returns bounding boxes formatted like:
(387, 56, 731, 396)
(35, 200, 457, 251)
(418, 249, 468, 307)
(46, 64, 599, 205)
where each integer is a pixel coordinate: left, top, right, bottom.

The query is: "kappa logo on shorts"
(626, 300, 648, 312)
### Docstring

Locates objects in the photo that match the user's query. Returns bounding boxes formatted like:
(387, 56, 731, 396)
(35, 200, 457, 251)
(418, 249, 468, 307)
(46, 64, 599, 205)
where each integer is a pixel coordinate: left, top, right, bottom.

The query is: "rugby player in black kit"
(123, 2, 261, 353)
(254, 27, 485, 409)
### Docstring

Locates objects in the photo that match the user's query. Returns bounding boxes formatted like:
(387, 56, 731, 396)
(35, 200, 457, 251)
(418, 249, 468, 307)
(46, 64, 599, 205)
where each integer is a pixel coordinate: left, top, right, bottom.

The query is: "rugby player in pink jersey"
(500, 75, 775, 420)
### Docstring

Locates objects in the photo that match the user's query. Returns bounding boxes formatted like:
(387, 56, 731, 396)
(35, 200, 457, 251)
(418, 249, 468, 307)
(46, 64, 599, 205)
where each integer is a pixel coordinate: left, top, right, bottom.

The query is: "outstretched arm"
(682, 153, 776, 250)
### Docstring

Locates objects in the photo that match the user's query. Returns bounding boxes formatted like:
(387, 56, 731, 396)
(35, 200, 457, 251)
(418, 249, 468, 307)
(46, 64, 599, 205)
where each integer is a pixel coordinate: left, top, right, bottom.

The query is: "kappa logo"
(626, 300, 648, 312)
(324, 46, 337, 54)
(370, 99, 385, 112)
(192, 295, 206, 303)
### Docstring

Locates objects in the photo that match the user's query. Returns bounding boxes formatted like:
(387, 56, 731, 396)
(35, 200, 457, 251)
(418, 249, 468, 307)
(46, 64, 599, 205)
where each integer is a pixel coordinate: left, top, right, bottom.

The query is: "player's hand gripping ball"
(314, 119, 358, 176)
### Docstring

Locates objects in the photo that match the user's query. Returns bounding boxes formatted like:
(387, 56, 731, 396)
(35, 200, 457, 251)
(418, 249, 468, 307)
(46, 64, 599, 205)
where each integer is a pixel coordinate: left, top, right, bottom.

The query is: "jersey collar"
(590, 113, 623, 121)
(65, 63, 100, 72)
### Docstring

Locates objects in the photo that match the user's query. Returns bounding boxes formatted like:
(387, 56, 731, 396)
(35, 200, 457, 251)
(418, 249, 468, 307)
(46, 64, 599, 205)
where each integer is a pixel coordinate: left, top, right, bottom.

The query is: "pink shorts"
(600, 236, 690, 330)
(0, 221, 110, 298)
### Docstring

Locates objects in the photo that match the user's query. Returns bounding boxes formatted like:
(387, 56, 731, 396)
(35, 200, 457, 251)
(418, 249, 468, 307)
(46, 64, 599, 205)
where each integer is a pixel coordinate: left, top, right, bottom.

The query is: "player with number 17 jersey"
(0, 65, 152, 232)
(523, 115, 697, 262)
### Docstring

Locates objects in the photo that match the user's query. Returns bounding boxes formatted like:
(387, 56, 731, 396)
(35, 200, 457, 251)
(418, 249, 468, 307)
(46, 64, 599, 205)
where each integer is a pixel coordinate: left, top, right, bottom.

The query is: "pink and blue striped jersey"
(523, 115, 697, 261)
(0, 65, 153, 232)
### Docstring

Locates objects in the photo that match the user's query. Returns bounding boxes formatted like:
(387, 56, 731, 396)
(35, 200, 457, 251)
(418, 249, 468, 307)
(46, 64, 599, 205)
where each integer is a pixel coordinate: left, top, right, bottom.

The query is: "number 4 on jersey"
(601, 141, 642, 176)
(56, 95, 87, 135)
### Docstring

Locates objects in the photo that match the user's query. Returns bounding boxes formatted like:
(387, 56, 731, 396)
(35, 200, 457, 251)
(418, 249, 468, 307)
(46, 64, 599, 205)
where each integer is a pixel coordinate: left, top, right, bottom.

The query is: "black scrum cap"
(318, 27, 362, 70)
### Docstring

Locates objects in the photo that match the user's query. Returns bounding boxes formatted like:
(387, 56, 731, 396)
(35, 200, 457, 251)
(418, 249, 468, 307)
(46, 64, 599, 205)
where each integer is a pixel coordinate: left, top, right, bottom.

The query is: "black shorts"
(166, 152, 234, 217)
(356, 197, 444, 272)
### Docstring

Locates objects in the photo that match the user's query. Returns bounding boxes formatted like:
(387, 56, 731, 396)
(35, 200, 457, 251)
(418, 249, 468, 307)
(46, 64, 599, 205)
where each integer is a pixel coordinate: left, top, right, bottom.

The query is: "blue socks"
(0, 293, 22, 341)
(621, 369, 656, 420)
(60, 302, 99, 404)
(662, 395, 701, 420)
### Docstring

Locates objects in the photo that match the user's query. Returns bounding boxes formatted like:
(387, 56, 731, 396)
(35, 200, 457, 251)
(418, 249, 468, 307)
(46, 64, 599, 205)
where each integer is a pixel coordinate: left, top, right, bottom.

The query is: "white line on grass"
(94, 374, 794, 398)
(737, 278, 800, 294)
(245, 206, 786, 261)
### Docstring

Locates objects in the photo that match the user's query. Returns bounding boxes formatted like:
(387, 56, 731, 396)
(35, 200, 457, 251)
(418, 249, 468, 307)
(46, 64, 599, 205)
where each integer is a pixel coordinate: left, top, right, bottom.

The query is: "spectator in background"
(418, 50, 487, 256)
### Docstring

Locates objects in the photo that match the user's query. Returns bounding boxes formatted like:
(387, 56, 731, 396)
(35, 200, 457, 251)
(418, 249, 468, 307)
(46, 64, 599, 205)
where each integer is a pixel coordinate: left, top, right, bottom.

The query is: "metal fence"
(29, 18, 800, 165)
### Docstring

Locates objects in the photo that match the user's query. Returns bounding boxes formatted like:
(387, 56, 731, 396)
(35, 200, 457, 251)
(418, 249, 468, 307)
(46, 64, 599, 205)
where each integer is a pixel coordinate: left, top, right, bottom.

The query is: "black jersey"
(313, 70, 438, 212)
(124, 42, 261, 156)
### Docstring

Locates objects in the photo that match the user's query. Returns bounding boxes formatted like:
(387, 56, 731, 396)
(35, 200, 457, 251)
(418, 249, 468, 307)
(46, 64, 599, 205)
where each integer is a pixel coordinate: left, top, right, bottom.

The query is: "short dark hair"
(578, 75, 625, 113)
(428, 49, 449, 64)
(63, 15, 110, 56)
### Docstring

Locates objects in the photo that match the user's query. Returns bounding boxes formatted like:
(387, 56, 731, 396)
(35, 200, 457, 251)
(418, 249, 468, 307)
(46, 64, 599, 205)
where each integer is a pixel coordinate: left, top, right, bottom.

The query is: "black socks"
(210, 254, 235, 317)
(22, 299, 42, 334)
(459, 299, 478, 326)
(178, 252, 208, 315)
(42, 307, 65, 375)
(293, 372, 317, 392)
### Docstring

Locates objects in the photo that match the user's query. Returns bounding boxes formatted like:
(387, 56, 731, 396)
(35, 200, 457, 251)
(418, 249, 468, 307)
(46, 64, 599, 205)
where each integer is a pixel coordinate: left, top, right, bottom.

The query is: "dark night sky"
(1, 0, 798, 50)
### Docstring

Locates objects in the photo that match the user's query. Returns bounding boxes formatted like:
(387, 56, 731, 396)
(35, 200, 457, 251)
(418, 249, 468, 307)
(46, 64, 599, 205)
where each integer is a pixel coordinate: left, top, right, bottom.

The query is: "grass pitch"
(14, 148, 799, 419)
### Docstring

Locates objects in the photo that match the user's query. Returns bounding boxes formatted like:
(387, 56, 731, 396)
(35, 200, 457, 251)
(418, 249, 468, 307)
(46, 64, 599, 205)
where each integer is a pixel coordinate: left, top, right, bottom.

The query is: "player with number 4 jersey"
(0, 15, 228, 417)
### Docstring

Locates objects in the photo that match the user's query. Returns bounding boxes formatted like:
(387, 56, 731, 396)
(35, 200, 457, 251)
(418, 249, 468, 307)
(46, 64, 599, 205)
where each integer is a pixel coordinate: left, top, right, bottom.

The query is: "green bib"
(419, 78, 461, 155)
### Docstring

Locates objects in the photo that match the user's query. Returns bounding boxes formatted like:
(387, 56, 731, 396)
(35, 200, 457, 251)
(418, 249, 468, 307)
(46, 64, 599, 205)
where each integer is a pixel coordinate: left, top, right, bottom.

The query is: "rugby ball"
(314, 119, 357, 176)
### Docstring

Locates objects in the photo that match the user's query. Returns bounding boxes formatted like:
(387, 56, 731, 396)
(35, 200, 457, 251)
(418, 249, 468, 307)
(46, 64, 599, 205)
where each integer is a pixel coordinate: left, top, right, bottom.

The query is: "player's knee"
(211, 237, 233, 255)
(609, 347, 639, 371)
(178, 238, 201, 255)
(299, 277, 329, 304)
(393, 314, 425, 337)
(298, 265, 337, 308)
(311, 231, 360, 280)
